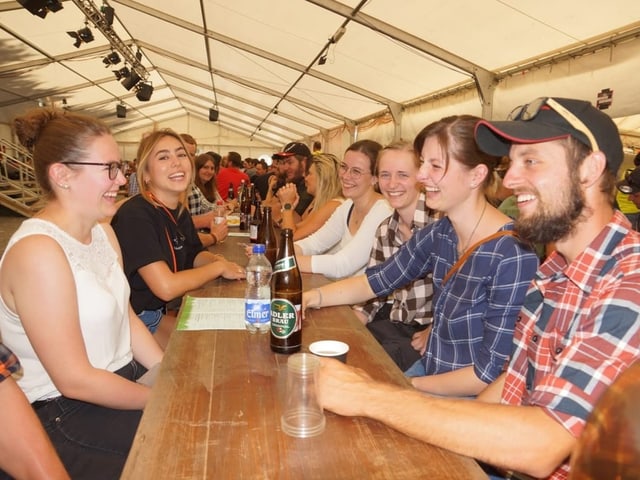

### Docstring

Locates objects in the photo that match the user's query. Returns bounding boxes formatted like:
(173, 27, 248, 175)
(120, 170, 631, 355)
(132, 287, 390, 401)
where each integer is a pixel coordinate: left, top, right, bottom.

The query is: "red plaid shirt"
(501, 211, 640, 479)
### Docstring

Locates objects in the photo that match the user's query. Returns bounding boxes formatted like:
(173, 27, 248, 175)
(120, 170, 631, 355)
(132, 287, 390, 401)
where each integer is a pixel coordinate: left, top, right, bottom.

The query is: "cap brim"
(272, 152, 294, 159)
(475, 119, 573, 157)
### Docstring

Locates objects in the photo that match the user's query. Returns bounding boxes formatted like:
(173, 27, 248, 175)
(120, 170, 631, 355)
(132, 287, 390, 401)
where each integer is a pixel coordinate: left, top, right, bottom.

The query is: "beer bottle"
(249, 197, 262, 243)
(227, 182, 235, 200)
(257, 206, 277, 267)
(239, 184, 252, 231)
(270, 228, 302, 354)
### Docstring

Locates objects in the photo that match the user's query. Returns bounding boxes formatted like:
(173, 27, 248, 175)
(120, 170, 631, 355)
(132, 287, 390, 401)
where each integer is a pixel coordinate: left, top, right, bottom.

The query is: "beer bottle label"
(273, 256, 296, 273)
(270, 299, 301, 338)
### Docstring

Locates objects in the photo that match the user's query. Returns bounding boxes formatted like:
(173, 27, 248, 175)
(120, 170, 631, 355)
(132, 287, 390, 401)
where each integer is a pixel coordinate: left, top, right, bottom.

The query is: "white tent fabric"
(1, 0, 639, 160)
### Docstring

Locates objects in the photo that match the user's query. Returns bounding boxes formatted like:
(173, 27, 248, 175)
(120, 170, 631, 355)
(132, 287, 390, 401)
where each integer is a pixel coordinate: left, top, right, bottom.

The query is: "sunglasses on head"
(507, 97, 600, 153)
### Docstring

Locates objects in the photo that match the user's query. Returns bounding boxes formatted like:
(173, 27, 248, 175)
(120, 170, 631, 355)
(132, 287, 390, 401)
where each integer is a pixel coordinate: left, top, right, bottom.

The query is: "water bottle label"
(245, 299, 271, 325)
(270, 299, 301, 338)
(274, 256, 296, 273)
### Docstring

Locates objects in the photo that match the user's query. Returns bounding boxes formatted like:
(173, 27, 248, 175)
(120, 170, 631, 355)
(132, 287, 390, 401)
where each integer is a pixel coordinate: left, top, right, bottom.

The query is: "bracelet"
(211, 233, 218, 245)
(315, 288, 323, 308)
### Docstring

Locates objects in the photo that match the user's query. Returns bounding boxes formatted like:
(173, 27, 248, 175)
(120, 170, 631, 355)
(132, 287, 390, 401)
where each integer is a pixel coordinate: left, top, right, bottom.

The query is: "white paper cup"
(309, 340, 349, 363)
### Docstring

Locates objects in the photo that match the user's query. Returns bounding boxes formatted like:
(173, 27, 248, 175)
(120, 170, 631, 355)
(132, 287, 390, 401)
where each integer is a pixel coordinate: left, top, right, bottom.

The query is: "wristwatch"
(282, 203, 292, 212)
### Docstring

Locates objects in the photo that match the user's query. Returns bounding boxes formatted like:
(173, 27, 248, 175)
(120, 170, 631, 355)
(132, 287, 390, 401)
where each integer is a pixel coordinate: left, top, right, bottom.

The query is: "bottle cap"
(252, 243, 266, 254)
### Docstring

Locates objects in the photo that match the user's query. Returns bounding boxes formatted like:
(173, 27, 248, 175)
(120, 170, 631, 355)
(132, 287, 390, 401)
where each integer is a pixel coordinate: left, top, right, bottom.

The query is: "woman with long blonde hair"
(277, 153, 344, 240)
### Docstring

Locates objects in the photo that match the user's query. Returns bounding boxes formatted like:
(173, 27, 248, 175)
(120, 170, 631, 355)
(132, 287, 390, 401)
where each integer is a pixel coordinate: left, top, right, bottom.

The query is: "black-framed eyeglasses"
(507, 97, 600, 153)
(61, 161, 124, 180)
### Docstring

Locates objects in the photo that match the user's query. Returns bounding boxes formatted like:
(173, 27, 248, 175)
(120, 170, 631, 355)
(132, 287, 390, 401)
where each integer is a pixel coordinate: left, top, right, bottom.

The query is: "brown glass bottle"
(249, 197, 262, 243)
(256, 206, 278, 267)
(270, 228, 302, 354)
(239, 183, 253, 231)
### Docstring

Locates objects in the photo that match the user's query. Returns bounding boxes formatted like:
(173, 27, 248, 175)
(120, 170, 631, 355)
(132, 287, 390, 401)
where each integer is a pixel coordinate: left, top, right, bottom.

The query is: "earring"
(57, 183, 70, 190)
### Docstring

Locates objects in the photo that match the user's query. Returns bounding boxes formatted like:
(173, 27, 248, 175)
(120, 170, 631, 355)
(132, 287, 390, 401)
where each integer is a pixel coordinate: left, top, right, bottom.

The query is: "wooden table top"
(121, 233, 487, 479)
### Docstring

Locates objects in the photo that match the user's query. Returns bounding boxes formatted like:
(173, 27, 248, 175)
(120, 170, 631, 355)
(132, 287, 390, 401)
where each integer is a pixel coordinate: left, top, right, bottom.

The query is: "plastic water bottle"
(245, 243, 272, 333)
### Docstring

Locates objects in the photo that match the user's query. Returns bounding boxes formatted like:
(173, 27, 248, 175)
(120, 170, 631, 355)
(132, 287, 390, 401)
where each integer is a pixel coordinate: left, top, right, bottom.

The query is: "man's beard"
(515, 174, 586, 245)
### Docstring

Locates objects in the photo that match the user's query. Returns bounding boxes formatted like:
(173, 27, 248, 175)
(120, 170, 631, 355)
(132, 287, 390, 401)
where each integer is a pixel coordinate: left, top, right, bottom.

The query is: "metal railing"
(0, 139, 43, 217)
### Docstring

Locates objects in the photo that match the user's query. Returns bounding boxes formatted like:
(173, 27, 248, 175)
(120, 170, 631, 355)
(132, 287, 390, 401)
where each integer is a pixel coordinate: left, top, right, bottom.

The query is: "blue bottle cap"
(252, 243, 266, 254)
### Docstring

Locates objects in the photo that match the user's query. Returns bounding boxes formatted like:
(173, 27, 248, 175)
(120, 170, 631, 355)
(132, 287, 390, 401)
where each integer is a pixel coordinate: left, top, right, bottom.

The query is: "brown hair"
(136, 129, 193, 210)
(413, 115, 501, 191)
(194, 152, 218, 202)
(345, 139, 383, 174)
(375, 140, 419, 175)
(13, 108, 111, 198)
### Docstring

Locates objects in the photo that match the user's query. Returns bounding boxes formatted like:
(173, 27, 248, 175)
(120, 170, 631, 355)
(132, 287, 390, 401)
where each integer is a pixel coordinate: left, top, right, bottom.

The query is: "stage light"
(113, 66, 131, 80)
(135, 82, 153, 102)
(101, 5, 115, 26)
(121, 71, 141, 90)
(209, 108, 219, 122)
(67, 26, 94, 48)
(116, 103, 126, 118)
(102, 51, 121, 67)
(17, 0, 63, 19)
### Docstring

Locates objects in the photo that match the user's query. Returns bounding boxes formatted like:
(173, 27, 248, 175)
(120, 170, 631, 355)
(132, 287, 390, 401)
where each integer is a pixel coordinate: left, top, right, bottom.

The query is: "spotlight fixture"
(113, 66, 131, 80)
(121, 71, 141, 90)
(116, 103, 127, 118)
(318, 54, 327, 66)
(135, 82, 153, 102)
(17, 0, 63, 19)
(209, 108, 219, 122)
(67, 25, 94, 48)
(101, 5, 115, 26)
(102, 51, 121, 67)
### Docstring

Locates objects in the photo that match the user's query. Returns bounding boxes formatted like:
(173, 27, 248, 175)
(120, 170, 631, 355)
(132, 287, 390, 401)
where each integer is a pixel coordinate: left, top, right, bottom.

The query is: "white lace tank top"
(0, 219, 133, 402)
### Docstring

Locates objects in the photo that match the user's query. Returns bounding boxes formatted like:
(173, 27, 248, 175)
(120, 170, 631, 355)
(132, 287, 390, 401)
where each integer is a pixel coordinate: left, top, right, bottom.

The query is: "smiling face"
(198, 159, 215, 183)
(65, 134, 126, 220)
(503, 139, 586, 244)
(283, 155, 306, 182)
(417, 136, 477, 215)
(377, 148, 420, 213)
(143, 135, 192, 206)
(339, 150, 375, 200)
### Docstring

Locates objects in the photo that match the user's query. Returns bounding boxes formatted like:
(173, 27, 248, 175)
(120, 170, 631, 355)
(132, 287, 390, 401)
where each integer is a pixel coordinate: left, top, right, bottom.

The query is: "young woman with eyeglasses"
(276, 153, 345, 240)
(303, 116, 538, 397)
(111, 129, 246, 349)
(294, 140, 393, 279)
(0, 108, 164, 478)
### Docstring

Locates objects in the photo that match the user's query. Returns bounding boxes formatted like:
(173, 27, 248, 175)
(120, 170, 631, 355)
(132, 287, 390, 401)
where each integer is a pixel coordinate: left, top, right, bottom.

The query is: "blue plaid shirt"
(366, 217, 538, 383)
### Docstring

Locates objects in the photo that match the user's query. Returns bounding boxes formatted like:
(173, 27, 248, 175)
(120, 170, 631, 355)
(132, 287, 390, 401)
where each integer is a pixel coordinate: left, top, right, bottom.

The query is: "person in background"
(614, 152, 640, 228)
(1, 108, 164, 478)
(0, 343, 69, 480)
(616, 165, 640, 230)
(277, 153, 345, 241)
(311, 97, 640, 480)
(312, 140, 322, 154)
(127, 158, 140, 197)
(294, 140, 393, 279)
(195, 152, 222, 204)
(352, 141, 440, 371)
(267, 142, 314, 222)
(216, 151, 250, 200)
(305, 117, 537, 392)
(112, 129, 245, 349)
(254, 159, 268, 177)
(244, 157, 257, 179)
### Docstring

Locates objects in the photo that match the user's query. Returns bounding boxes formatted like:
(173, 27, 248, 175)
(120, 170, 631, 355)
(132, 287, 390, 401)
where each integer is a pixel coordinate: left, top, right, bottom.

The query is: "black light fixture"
(121, 71, 141, 90)
(17, 0, 63, 19)
(318, 53, 327, 66)
(67, 24, 94, 48)
(116, 103, 126, 118)
(101, 4, 115, 26)
(135, 82, 153, 102)
(113, 66, 131, 80)
(209, 108, 219, 122)
(102, 51, 121, 67)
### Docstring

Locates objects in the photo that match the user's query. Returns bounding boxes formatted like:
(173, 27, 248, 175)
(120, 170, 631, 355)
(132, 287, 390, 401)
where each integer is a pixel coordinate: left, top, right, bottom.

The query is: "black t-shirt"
(294, 176, 314, 217)
(111, 194, 204, 313)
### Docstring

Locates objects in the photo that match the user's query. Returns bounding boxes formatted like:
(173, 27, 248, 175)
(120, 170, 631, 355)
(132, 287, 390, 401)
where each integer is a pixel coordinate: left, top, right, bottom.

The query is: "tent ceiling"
(1, 0, 639, 148)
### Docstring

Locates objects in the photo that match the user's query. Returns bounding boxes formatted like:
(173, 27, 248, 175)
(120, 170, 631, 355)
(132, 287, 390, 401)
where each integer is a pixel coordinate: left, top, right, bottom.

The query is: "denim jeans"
(137, 308, 163, 333)
(404, 357, 427, 377)
(33, 360, 145, 480)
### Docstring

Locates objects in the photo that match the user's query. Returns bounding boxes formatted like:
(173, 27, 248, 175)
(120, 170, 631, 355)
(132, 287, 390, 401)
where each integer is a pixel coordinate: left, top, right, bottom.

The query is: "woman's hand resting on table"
(217, 259, 246, 280)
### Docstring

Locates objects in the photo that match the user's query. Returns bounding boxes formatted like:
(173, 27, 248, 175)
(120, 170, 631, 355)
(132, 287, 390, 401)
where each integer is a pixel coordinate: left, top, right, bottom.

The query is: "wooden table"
(122, 233, 487, 479)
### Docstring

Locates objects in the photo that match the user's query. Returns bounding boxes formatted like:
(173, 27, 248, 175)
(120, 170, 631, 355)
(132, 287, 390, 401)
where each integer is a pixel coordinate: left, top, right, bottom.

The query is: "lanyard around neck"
(147, 192, 179, 272)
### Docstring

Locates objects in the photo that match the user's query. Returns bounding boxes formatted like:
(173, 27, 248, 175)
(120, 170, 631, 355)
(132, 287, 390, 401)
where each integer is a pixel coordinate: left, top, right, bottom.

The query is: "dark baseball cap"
(617, 167, 640, 195)
(273, 142, 311, 159)
(475, 97, 623, 175)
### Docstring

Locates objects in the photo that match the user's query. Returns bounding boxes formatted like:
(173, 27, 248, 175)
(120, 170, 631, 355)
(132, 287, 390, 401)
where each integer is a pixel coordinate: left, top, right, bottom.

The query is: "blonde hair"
(376, 140, 419, 175)
(135, 129, 193, 210)
(309, 153, 343, 209)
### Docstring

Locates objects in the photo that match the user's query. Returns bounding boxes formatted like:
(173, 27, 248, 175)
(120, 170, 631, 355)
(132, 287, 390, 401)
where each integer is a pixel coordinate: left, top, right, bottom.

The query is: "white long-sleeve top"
(295, 198, 392, 279)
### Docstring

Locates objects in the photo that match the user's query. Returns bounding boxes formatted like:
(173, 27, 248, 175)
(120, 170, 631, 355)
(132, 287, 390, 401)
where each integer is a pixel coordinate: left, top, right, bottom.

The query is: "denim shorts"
(137, 308, 164, 333)
(404, 358, 427, 377)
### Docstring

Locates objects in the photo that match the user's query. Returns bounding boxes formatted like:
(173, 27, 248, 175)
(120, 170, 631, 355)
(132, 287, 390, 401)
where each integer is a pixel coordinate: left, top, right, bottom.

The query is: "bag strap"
(442, 230, 517, 286)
